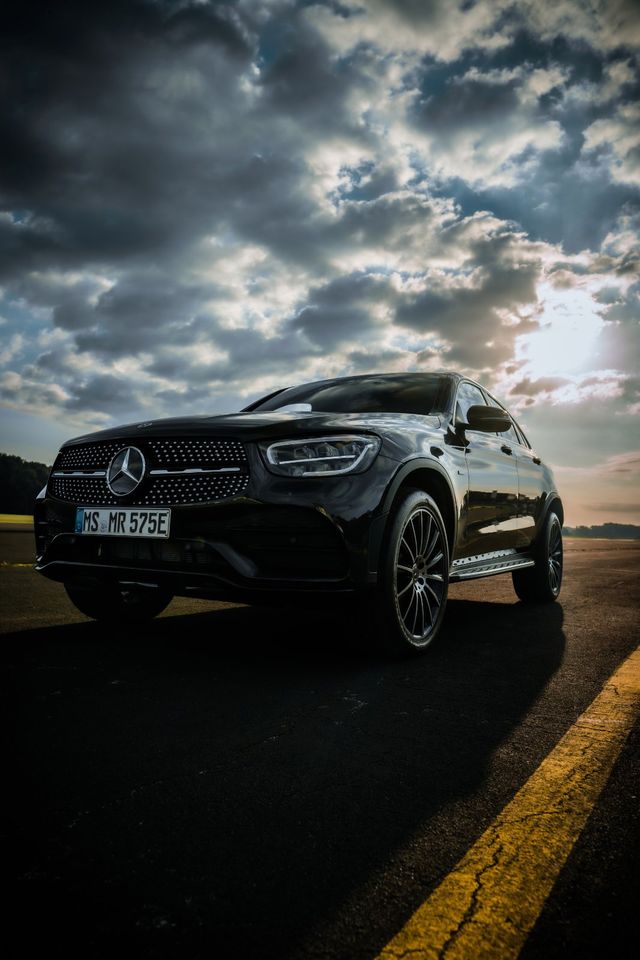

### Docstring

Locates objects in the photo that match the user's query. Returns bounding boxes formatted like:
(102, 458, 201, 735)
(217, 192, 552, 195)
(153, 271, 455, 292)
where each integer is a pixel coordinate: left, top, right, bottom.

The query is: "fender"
(366, 456, 461, 577)
(536, 491, 565, 538)
(521, 489, 565, 552)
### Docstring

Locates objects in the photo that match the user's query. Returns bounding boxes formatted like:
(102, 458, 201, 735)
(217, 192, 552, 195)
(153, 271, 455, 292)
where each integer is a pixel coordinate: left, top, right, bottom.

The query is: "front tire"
(512, 511, 563, 603)
(370, 490, 449, 656)
(65, 583, 173, 623)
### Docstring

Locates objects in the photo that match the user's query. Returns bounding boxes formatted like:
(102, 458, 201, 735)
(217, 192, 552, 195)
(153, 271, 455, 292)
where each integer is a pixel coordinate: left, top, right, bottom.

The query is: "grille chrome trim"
(148, 467, 241, 476)
(52, 470, 107, 477)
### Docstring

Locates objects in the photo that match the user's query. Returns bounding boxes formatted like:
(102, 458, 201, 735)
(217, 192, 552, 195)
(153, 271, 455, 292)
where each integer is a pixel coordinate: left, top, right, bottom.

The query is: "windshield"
(250, 374, 452, 416)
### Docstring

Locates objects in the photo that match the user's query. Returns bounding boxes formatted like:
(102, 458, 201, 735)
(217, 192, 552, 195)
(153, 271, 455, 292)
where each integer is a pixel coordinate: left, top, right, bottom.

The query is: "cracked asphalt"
(3, 528, 639, 959)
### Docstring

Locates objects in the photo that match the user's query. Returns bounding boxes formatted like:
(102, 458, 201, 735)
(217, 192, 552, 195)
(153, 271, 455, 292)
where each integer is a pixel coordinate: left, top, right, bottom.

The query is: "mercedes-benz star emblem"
(107, 446, 146, 496)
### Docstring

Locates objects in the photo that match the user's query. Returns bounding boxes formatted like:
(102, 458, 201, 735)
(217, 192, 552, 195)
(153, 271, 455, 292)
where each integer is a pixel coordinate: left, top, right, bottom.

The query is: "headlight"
(261, 435, 381, 477)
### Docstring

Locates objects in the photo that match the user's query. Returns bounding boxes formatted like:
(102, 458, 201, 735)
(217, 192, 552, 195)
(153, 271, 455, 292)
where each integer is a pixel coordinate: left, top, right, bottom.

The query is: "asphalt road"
(3, 528, 639, 959)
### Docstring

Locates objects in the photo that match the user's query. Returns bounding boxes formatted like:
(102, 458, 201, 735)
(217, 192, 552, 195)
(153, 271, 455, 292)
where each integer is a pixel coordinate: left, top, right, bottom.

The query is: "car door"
(454, 381, 520, 558)
(511, 423, 546, 549)
(485, 399, 548, 550)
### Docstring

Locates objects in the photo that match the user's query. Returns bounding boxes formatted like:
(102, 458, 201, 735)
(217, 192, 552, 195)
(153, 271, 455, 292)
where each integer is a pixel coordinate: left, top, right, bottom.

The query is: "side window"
(485, 391, 522, 444)
(513, 421, 531, 448)
(501, 419, 520, 445)
(455, 382, 487, 424)
(498, 400, 529, 447)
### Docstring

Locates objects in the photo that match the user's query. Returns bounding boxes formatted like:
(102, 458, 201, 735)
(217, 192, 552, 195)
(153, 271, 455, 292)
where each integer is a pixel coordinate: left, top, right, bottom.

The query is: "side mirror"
(465, 405, 512, 433)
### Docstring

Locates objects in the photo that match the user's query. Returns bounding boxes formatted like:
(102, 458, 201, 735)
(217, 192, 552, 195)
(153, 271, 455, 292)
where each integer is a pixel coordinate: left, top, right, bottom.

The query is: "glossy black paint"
(34, 373, 562, 601)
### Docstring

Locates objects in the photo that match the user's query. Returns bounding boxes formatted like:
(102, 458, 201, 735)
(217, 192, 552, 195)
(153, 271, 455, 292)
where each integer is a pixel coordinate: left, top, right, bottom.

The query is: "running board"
(449, 550, 535, 582)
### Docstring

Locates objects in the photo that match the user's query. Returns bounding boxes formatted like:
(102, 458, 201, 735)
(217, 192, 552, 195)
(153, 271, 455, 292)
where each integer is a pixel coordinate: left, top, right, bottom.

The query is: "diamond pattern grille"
(50, 438, 249, 505)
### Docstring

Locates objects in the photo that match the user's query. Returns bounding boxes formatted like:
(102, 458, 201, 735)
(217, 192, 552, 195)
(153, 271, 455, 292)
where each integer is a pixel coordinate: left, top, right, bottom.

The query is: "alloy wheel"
(394, 507, 447, 644)
(548, 519, 563, 595)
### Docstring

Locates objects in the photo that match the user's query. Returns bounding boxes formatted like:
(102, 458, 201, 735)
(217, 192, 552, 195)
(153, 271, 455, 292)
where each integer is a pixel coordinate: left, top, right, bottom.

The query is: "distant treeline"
(0, 452, 51, 515)
(564, 523, 640, 539)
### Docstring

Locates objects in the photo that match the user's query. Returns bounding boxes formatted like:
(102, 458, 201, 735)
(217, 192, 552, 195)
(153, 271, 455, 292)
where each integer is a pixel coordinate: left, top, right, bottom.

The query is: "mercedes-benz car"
(34, 372, 563, 655)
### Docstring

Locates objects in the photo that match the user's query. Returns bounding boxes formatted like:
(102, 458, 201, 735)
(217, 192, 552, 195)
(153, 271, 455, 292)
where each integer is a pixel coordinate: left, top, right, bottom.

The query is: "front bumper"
(35, 450, 397, 600)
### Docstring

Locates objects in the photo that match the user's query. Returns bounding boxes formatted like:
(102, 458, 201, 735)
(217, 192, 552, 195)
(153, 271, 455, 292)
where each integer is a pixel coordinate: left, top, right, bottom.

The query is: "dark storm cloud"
(73, 274, 222, 353)
(1, 1, 254, 241)
(63, 373, 136, 413)
(394, 230, 541, 366)
(0, 0, 372, 278)
(510, 376, 571, 396)
(415, 74, 524, 131)
(330, 191, 450, 254)
(289, 273, 392, 349)
(1, 0, 360, 293)
(260, 13, 356, 123)
(345, 347, 414, 373)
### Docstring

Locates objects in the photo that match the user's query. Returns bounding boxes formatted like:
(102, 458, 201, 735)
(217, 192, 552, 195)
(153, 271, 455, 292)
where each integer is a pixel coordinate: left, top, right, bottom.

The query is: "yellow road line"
(0, 514, 32, 524)
(376, 646, 640, 960)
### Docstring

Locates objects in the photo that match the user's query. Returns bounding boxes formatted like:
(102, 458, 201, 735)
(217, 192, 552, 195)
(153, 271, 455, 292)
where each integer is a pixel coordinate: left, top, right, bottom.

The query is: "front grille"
(51, 476, 108, 503)
(54, 438, 246, 470)
(55, 442, 124, 470)
(133, 474, 248, 505)
(147, 439, 246, 467)
(50, 437, 249, 506)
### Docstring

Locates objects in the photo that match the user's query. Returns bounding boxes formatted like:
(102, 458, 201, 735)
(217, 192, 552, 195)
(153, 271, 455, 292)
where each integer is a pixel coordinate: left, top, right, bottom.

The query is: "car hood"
(62, 410, 443, 446)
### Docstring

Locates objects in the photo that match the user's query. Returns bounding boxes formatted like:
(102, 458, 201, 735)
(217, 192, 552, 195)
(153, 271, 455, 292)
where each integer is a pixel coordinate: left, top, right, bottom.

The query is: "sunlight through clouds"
(516, 286, 606, 378)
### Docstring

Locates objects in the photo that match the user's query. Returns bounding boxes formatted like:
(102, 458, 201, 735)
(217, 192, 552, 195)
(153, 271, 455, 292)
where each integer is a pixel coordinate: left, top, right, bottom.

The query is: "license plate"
(75, 507, 171, 538)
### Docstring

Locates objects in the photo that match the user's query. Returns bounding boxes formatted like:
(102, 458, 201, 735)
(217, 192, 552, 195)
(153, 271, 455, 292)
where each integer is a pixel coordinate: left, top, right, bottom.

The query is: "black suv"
(35, 372, 563, 655)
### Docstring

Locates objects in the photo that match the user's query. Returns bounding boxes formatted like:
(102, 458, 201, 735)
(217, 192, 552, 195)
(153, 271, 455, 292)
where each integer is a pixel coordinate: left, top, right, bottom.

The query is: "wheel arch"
(528, 493, 564, 554)
(380, 459, 458, 561)
(542, 493, 564, 528)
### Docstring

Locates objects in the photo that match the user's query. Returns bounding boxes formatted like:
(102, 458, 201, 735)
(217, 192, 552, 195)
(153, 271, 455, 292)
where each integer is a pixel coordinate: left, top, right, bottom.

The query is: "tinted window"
(501, 419, 520, 444)
(514, 422, 531, 448)
(455, 382, 487, 423)
(252, 375, 452, 416)
(486, 392, 526, 446)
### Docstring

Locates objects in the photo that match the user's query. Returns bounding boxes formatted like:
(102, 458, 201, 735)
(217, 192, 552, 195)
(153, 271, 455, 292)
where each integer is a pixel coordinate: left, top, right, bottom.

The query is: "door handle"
(501, 445, 513, 455)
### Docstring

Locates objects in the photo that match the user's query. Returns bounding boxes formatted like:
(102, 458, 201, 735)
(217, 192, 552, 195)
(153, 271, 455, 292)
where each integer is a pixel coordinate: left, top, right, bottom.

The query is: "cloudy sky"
(1, 0, 639, 525)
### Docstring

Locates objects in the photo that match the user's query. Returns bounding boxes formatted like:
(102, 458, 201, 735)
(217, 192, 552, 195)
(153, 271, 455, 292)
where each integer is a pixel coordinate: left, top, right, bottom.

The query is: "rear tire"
(369, 490, 449, 656)
(65, 583, 173, 623)
(512, 511, 563, 603)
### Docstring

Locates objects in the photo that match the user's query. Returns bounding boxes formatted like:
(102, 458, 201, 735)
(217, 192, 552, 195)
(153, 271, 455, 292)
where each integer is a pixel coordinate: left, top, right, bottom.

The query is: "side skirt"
(449, 548, 535, 582)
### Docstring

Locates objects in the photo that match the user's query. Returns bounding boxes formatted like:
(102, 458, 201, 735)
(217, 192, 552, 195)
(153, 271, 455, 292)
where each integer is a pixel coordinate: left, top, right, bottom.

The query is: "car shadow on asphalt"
(7, 598, 566, 959)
